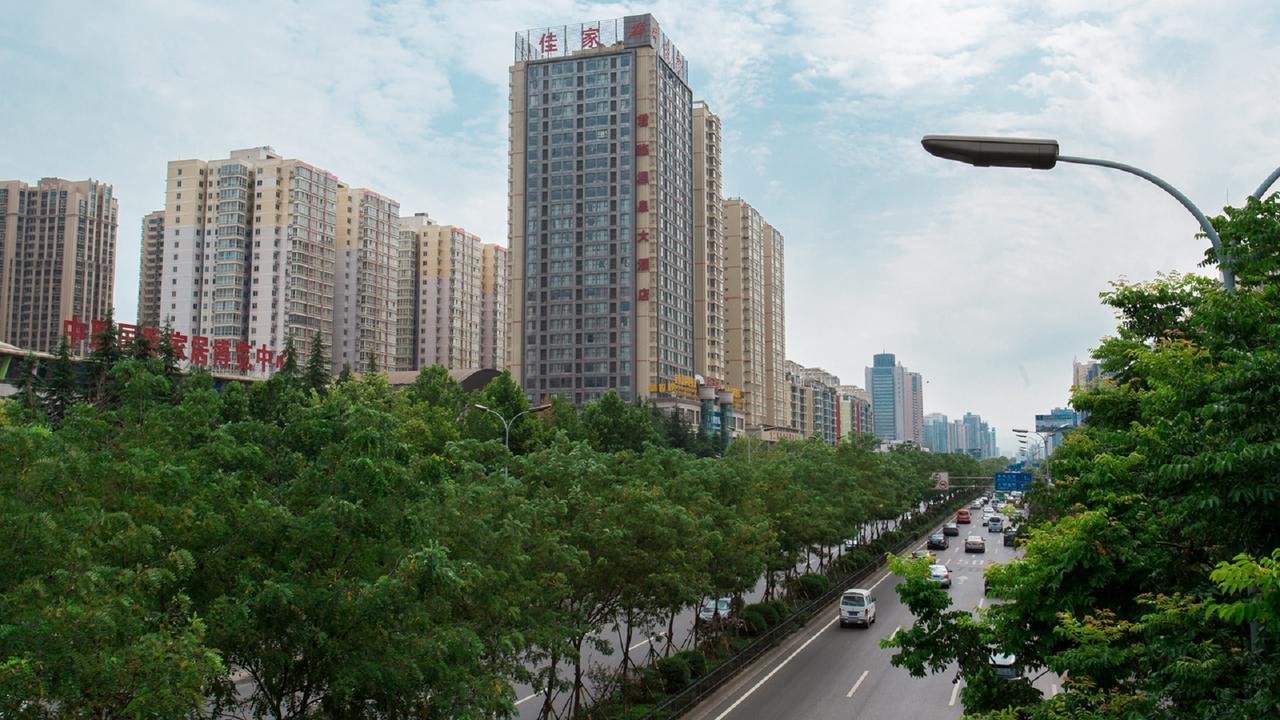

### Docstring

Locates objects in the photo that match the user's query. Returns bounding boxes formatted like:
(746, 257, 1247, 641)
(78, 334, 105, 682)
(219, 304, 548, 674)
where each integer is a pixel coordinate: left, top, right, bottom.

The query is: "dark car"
(927, 532, 948, 550)
(1003, 528, 1017, 547)
(942, 522, 960, 536)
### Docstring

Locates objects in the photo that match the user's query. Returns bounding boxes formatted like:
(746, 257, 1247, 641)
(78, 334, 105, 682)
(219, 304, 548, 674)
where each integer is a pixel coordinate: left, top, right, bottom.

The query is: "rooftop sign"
(515, 14, 689, 84)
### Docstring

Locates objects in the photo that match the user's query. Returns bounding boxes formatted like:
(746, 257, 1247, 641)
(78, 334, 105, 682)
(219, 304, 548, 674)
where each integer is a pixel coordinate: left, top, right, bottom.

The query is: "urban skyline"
(3, 2, 1267, 450)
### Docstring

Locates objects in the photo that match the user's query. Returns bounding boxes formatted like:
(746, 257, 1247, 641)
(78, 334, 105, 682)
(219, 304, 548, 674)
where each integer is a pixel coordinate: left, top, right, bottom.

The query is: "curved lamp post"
(474, 402, 551, 478)
(920, 135, 1280, 293)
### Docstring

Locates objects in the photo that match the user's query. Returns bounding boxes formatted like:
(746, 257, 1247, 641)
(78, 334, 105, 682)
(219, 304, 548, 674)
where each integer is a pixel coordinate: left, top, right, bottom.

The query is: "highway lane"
(509, 507, 946, 720)
(685, 505, 1025, 720)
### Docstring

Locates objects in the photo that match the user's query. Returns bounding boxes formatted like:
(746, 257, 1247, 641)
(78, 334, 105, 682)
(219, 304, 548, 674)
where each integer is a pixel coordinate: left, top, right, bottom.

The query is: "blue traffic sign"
(994, 471, 1032, 492)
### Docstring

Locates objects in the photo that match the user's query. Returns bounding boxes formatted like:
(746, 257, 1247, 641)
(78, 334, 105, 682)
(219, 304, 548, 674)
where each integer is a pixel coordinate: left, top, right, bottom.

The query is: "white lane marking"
(846, 669, 870, 698)
(888, 624, 902, 641)
(712, 618, 838, 720)
(978, 597, 986, 609)
(629, 635, 656, 651)
(868, 572, 892, 591)
(949, 680, 961, 706)
(515, 692, 540, 706)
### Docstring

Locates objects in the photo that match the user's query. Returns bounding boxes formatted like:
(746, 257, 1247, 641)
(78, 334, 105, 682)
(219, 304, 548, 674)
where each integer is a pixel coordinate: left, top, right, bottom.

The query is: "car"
(843, 538, 855, 551)
(965, 535, 986, 553)
(991, 652, 1019, 680)
(981, 516, 990, 528)
(988, 516, 1004, 533)
(1003, 528, 1017, 547)
(970, 500, 983, 509)
(928, 563, 952, 588)
(927, 532, 948, 550)
(982, 505, 995, 517)
(943, 522, 960, 536)
(911, 549, 937, 563)
(956, 509, 971, 524)
(839, 588, 877, 628)
(697, 597, 732, 624)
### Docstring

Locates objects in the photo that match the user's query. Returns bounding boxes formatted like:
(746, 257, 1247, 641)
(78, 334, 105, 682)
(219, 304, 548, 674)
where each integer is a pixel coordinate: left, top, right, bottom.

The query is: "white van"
(839, 588, 877, 628)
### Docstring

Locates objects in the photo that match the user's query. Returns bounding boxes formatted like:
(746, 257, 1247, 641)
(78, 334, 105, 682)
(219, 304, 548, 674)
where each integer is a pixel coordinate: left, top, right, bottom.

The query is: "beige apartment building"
(787, 361, 840, 444)
(161, 147, 343, 365)
(763, 223, 786, 426)
(334, 186, 399, 373)
(397, 214, 505, 371)
(723, 198, 767, 427)
(0, 178, 117, 353)
(480, 243, 509, 369)
(136, 210, 165, 329)
(693, 101, 726, 386)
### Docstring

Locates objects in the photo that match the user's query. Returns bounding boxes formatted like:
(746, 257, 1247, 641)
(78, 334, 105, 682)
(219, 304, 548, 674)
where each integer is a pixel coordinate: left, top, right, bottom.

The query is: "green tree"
(41, 337, 78, 423)
(580, 390, 659, 453)
(304, 331, 329, 395)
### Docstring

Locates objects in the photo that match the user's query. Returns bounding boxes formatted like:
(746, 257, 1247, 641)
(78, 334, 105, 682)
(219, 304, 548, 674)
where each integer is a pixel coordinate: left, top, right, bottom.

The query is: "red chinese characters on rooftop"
(581, 26, 601, 49)
(61, 315, 291, 374)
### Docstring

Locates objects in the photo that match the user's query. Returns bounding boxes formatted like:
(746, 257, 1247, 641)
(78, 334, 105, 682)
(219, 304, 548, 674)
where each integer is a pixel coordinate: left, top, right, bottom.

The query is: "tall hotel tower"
(509, 15, 694, 404)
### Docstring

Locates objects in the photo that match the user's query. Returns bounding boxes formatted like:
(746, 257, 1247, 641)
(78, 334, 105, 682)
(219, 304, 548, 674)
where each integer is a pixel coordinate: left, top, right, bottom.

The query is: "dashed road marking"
(846, 669, 869, 698)
(515, 692, 539, 706)
(979, 597, 986, 609)
(949, 680, 961, 706)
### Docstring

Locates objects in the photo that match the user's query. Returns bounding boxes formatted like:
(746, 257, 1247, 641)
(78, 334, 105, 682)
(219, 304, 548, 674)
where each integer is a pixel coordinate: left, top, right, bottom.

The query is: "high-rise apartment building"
(787, 361, 839, 444)
(948, 419, 968, 453)
(837, 384, 873, 441)
(763, 223, 787, 427)
(136, 210, 165, 329)
(692, 101, 726, 385)
(510, 14, 694, 405)
(480, 243, 509, 369)
(908, 371, 925, 445)
(397, 214, 481, 371)
(723, 198, 767, 426)
(333, 186, 400, 373)
(161, 147, 342, 364)
(0, 177, 117, 353)
(1072, 359, 1103, 392)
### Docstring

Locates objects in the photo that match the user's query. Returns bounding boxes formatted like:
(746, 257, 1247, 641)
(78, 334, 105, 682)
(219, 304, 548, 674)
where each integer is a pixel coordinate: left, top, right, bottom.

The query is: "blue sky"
(3, 0, 1278, 452)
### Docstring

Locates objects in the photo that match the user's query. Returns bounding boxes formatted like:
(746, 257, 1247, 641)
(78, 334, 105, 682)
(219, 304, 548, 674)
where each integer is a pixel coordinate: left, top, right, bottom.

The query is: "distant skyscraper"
(724, 198, 767, 427)
(692, 101, 726, 385)
(867, 353, 903, 442)
(1072, 359, 1102, 391)
(0, 177, 118, 353)
(923, 412, 950, 453)
(509, 14, 695, 405)
(908, 371, 925, 445)
(837, 385, 873, 441)
(763, 222, 786, 427)
(333, 185, 400, 373)
(136, 209, 165, 329)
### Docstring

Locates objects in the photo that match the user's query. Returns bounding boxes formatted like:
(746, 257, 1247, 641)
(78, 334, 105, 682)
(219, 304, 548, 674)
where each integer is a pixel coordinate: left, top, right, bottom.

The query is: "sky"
(3, 0, 1278, 454)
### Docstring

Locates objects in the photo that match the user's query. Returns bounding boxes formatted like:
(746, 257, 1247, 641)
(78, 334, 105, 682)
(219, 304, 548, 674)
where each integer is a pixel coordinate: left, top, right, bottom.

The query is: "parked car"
(1003, 528, 1017, 547)
(988, 516, 1004, 533)
(843, 538, 856, 551)
(927, 533, 948, 550)
(839, 588, 877, 628)
(697, 597, 733, 624)
(928, 564, 952, 588)
(965, 535, 986, 553)
(942, 522, 960, 536)
(956, 509, 971, 524)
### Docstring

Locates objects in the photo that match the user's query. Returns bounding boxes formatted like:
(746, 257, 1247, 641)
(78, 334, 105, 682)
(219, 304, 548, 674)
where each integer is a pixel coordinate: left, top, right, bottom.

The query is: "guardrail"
(637, 494, 976, 720)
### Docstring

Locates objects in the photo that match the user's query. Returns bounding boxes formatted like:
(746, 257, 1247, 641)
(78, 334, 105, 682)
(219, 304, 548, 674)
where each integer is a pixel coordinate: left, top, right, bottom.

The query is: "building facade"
(136, 210, 165, 329)
(509, 14, 694, 405)
(787, 361, 839, 444)
(160, 147, 344, 366)
(908, 370, 925, 446)
(866, 353, 906, 442)
(692, 101, 726, 387)
(480, 243, 509, 370)
(923, 412, 949, 453)
(837, 384, 873, 441)
(397, 213, 483, 371)
(723, 197, 767, 427)
(763, 223, 787, 427)
(333, 186, 399, 373)
(0, 178, 117, 353)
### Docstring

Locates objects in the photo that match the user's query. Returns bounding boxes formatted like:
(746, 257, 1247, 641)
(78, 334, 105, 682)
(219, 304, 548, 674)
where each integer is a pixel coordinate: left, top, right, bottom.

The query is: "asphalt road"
(509, 505, 945, 720)
(683, 505, 1056, 720)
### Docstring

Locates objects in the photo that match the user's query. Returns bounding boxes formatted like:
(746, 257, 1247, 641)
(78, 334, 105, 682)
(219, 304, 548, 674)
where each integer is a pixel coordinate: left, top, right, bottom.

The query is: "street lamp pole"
(474, 403, 551, 478)
(920, 135, 1280, 293)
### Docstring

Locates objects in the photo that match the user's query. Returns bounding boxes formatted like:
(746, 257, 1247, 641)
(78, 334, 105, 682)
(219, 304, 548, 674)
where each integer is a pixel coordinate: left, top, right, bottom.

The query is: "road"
(682, 505, 1056, 720)
(509, 500, 956, 719)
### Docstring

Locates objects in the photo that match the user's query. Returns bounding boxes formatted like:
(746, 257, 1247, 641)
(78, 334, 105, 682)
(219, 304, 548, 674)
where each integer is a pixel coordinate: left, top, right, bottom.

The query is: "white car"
(928, 564, 952, 588)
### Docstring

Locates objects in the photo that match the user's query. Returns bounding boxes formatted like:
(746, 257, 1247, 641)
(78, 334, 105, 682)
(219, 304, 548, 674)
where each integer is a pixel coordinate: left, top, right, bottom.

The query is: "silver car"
(928, 564, 952, 588)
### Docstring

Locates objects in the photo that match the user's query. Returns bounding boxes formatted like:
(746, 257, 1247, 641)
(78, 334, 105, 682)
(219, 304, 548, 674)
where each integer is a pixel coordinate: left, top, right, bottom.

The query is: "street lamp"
(921, 135, 1280, 293)
(474, 402, 552, 478)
